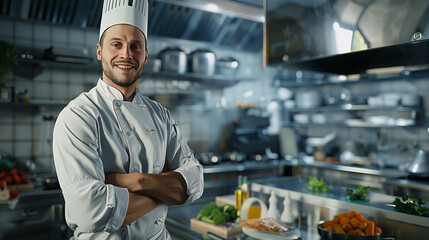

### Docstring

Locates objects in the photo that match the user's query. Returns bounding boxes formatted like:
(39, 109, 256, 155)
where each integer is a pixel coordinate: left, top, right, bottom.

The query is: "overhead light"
(333, 21, 353, 54)
(156, 0, 264, 22)
(206, 3, 219, 12)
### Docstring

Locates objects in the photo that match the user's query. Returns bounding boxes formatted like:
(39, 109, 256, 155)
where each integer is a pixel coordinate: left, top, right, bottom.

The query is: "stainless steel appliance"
(408, 149, 429, 178)
(264, 0, 429, 74)
(189, 49, 216, 75)
(159, 47, 187, 74)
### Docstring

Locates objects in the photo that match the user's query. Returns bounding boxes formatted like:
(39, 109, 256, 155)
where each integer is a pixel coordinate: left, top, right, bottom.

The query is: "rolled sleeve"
(105, 185, 129, 231)
(174, 161, 204, 204)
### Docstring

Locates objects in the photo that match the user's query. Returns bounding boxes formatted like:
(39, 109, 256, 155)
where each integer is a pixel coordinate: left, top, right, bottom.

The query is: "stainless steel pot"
(295, 90, 323, 108)
(159, 47, 187, 74)
(189, 49, 216, 75)
(216, 57, 239, 76)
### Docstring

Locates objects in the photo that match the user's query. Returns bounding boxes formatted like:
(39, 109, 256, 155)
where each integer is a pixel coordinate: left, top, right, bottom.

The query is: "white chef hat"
(99, 0, 149, 42)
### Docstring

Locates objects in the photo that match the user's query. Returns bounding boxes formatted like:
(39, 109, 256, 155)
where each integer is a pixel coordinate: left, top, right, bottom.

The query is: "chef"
(52, 0, 204, 239)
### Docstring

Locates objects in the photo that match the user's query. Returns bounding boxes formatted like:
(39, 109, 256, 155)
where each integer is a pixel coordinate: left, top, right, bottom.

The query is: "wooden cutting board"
(7, 182, 34, 190)
(190, 218, 242, 238)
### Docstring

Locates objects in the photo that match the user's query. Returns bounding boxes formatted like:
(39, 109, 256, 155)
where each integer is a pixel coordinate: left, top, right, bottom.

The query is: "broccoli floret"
(197, 202, 238, 224)
(222, 204, 238, 222)
(197, 202, 218, 220)
(201, 207, 226, 224)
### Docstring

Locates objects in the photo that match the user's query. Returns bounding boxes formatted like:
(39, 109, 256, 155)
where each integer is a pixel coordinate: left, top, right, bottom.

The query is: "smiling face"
(97, 24, 148, 97)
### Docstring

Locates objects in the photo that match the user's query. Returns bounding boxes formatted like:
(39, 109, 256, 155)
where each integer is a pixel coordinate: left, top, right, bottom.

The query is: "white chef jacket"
(53, 79, 204, 240)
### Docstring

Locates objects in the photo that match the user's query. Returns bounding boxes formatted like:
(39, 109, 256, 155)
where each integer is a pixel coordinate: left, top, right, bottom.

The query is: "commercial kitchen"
(1, 0, 429, 239)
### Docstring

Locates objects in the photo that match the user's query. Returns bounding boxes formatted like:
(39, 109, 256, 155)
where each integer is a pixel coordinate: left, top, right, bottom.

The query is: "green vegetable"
(196, 202, 238, 224)
(346, 185, 370, 201)
(393, 195, 429, 217)
(307, 176, 332, 193)
(223, 204, 238, 222)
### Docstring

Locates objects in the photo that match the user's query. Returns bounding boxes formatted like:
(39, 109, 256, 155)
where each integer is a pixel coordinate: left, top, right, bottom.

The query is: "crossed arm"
(105, 164, 188, 226)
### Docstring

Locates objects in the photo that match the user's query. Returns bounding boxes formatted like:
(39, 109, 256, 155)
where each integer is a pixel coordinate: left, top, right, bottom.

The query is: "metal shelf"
(15, 58, 242, 88)
(284, 123, 417, 128)
(286, 104, 423, 112)
(274, 69, 429, 88)
(0, 100, 68, 107)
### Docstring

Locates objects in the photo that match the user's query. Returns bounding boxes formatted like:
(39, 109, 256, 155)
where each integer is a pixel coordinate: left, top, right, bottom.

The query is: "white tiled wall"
(0, 19, 99, 173)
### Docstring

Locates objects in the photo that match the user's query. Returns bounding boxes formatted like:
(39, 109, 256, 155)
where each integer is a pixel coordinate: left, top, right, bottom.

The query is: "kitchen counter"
(0, 182, 67, 240)
(299, 161, 408, 179)
(250, 176, 429, 240)
(283, 160, 429, 199)
(166, 198, 320, 240)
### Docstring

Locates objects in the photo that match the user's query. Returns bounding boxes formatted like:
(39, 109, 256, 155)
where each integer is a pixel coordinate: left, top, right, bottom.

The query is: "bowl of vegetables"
(317, 210, 383, 240)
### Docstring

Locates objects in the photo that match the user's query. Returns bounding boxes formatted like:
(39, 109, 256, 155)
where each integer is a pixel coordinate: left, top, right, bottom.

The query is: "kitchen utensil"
(311, 113, 326, 124)
(216, 57, 239, 76)
(279, 127, 299, 159)
(242, 227, 301, 240)
(408, 149, 429, 178)
(306, 132, 336, 147)
(293, 113, 309, 123)
(317, 221, 394, 240)
(295, 91, 323, 108)
(284, 99, 295, 109)
(401, 94, 421, 106)
(189, 49, 216, 75)
(382, 93, 401, 107)
(26, 141, 36, 177)
(159, 47, 187, 74)
(240, 197, 268, 220)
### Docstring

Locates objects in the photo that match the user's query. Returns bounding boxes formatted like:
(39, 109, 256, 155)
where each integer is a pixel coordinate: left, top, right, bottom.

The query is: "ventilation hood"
(264, 0, 429, 75)
(0, 0, 264, 51)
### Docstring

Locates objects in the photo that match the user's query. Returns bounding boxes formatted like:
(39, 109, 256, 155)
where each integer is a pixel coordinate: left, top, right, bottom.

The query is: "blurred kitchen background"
(2, 0, 429, 239)
(1, 0, 429, 177)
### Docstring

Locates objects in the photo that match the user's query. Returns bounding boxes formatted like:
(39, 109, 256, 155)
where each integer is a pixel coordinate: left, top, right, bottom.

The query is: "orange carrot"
(364, 220, 375, 235)
(350, 217, 360, 228)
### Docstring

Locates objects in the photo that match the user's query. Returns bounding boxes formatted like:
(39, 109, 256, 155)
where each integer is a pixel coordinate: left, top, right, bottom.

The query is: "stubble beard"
(101, 59, 143, 88)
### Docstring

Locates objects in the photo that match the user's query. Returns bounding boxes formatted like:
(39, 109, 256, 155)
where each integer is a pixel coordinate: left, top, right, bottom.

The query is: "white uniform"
(53, 79, 204, 240)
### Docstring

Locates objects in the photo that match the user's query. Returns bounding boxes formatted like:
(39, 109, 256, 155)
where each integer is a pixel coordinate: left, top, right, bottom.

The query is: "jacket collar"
(97, 78, 143, 104)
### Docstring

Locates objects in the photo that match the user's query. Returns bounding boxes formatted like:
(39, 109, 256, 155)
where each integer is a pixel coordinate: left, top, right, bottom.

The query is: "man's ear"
(143, 49, 148, 65)
(97, 43, 102, 61)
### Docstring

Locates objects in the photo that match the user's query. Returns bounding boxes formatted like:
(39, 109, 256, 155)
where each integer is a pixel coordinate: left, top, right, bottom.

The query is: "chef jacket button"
(126, 131, 131, 136)
(115, 101, 121, 107)
(107, 203, 113, 208)
(155, 219, 164, 224)
(132, 168, 137, 172)
(154, 164, 160, 169)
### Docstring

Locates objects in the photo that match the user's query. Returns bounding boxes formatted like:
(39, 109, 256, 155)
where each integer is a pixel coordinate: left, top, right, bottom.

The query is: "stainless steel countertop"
(299, 161, 409, 179)
(294, 161, 429, 193)
(250, 176, 429, 228)
(203, 160, 283, 174)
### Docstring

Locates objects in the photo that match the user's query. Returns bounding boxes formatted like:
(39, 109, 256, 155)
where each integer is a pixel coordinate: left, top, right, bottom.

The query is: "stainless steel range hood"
(0, 0, 263, 51)
(264, 0, 429, 75)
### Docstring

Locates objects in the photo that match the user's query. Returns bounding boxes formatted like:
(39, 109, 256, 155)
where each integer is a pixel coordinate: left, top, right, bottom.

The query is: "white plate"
(242, 227, 301, 240)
